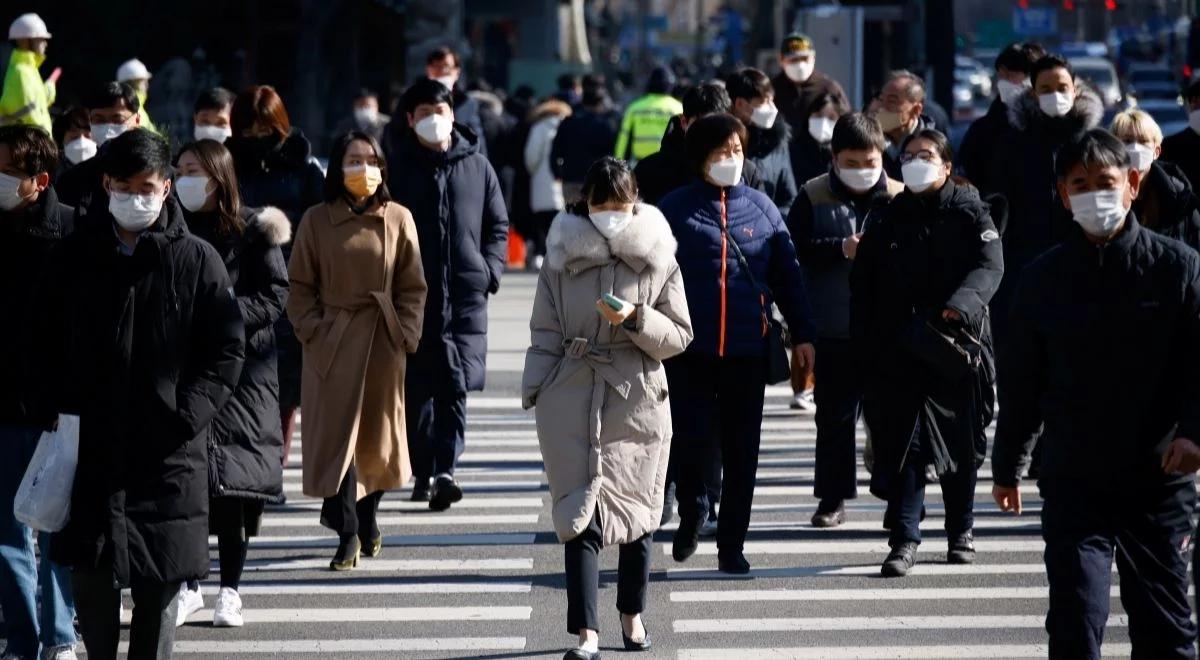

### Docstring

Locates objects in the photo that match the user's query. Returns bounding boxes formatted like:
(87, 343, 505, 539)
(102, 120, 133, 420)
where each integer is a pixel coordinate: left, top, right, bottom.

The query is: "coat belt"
(315, 292, 403, 378)
(562, 337, 632, 399)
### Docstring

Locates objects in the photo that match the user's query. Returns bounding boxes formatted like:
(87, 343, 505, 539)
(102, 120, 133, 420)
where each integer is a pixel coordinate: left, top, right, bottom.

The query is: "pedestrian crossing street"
(147, 272, 1137, 658)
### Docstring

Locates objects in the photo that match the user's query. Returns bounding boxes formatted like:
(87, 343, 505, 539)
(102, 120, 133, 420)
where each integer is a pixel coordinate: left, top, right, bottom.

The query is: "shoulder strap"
(720, 219, 774, 302)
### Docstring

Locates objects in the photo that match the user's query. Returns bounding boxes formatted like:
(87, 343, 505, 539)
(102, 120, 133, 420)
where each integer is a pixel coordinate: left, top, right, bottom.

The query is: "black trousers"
(886, 445, 976, 547)
(320, 462, 384, 537)
(208, 498, 263, 589)
(813, 338, 861, 501)
(667, 352, 766, 553)
(405, 351, 468, 483)
(564, 513, 651, 634)
(72, 571, 179, 660)
(1043, 482, 1196, 660)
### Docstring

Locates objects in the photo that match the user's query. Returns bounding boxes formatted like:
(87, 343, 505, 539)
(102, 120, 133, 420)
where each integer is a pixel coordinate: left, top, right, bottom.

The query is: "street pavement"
(152, 271, 1135, 659)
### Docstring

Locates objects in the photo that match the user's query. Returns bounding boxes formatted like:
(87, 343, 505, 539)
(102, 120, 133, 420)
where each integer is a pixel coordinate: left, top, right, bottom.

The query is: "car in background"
(955, 55, 992, 100)
(1136, 98, 1189, 137)
(1127, 64, 1179, 101)
(1062, 42, 1109, 59)
(1070, 56, 1123, 108)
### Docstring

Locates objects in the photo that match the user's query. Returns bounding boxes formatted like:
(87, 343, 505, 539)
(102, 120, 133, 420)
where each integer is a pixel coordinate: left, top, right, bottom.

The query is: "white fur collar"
(249, 206, 292, 246)
(545, 203, 677, 273)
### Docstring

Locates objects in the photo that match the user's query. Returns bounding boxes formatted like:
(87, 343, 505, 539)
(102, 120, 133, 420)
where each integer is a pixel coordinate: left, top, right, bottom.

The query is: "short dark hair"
(426, 47, 460, 68)
(1031, 54, 1074, 88)
(1056, 128, 1130, 179)
(324, 131, 392, 205)
(682, 83, 731, 120)
(556, 73, 581, 91)
(995, 42, 1046, 75)
(194, 87, 236, 114)
(1185, 79, 1200, 103)
(0, 124, 58, 176)
(806, 92, 843, 117)
(725, 68, 773, 103)
(831, 112, 885, 155)
(582, 85, 609, 108)
(685, 114, 747, 177)
(567, 156, 639, 216)
(356, 88, 378, 102)
(901, 128, 954, 164)
(403, 78, 455, 115)
(647, 67, 676, 95)
(102, 128, 171, 180)
(52, 106, 90, 146)
(86, 81, 139, 114)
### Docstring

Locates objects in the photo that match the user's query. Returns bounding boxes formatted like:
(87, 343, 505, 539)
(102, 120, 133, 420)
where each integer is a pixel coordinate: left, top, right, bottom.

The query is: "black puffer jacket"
(1135, 160, 1200, 253)
(789, 128, 833, 189)
(0, 186, 72, 428)
(44, 196, 245, 586)
(551, 106, 621, 185)
(186, 206, 290, 503)
(746, 119, 798, 217)
(992, 214, 1200, 498)
(1161, 127, 1200, 191)
(850, 180, 1004, 497)
(633, 116, 763, 206)
(957, 98, 1008, 193)
(386, 124, 508, 393)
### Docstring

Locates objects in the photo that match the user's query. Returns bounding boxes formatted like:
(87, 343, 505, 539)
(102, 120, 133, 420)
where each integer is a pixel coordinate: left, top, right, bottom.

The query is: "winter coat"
(227, 129, 326, 409)
(773, 70, 849, 145)
(992, 214, 1200, 498)
(1161, 127, 1200, 192)
(633, 119, 763, 207)
(453, 87, 488, 158)
(522, 204, 693, 545)
(44, 196, 245, 586)
(187, 206, 290, 503)
(786, 172, 905, 340)
(0, 48, 55, 133)
(849, 180, 1003, 498)
(0, 186, 72, 428)
(286, 200, 427, 498)
(387, 124, 509, 393)
(956, 98, 1008, 193)
(882, 115, 938, 181)
(525, 100, 572, 213)
(1135, 160, 1200, 253)
(54, 147, 107, 212)
(746, 119, 798, 217)
(551, 106, 621, 185)
(789, 128, 833, 190)
(658, 181, 817, 357)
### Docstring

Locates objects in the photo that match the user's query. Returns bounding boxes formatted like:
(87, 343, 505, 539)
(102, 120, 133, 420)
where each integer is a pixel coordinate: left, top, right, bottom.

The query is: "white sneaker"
(790, 390, 815, 411)
(213, 587, 244, 628)
(175, 583, 204, 627)
(40, 645, 77, 660)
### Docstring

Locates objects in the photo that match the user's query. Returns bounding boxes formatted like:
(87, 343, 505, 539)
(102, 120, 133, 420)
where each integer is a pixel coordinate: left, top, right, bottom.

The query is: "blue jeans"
(0, 424, 77, 656)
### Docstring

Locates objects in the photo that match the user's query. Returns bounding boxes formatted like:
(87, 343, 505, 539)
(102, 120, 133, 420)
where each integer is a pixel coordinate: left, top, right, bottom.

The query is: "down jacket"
(523, 204, 693, 545)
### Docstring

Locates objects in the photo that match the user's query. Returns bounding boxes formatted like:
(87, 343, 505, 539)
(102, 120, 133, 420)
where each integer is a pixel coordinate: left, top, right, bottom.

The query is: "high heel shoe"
(330, 534, 361, 571)
(620, 615, 651, 652)
(359, 534, 383, 558)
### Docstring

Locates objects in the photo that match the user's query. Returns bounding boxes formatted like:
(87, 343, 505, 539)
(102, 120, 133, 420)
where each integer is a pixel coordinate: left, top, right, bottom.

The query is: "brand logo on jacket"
(743, 227, 755, 237)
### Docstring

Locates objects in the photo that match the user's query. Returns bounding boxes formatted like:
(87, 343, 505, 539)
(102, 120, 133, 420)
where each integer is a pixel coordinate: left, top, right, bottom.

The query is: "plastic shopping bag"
(14, 414, 80, 532)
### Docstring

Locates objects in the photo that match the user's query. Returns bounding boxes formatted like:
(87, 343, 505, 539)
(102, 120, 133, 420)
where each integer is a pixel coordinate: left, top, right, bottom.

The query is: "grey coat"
(522, 204, 693, 545)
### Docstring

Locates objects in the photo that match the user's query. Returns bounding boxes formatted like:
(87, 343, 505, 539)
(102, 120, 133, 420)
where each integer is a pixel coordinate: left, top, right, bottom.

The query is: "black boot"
(717, 549, 751, 575)
(947, 530, 975, 565)
(810, 498, 845, 528)
(881, 541, 918, 577)
(672, 519, 699, 562)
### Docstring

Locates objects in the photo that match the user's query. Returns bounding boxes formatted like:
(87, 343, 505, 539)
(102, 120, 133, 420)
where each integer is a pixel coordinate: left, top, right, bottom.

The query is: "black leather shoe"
(810, 499, 845, 528)
(410, 480, 431, 502)
(881, 541, 918, 577)
(621, 616, 651, 651)
(947, 530, 976, 565)
(330, 534, 361, 571)
(672, 519, 699, 562)
(429, 475, 463, 512)
(717, 550, 751, 574)
(562, 649, 601, 660)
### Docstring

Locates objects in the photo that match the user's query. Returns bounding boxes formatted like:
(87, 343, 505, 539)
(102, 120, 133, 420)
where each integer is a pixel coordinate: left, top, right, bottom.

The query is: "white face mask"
(91, 123, 128, 147)
(354, 107, 378, 127)
(1069, 188, 1127, 237)
(808, 116, 835, 143)
(0, 172, 29, 211)
(707, 156, 743, 188)
(750, 102, 778, 129)
(996, 78, 1031, 106)
(836, 166, 882, 193)
(589, 210, 633, 239)
(194, 124, 232, 143)
(784, 59, 814, 84)
(1189, 109, 1200, 136)
(434, 75, 457, 91)
(175, 175, 212, 212)
(1038, 92, 1073, 118)
(901, 160, 943, 193)
(64, 136, 97, 164)
(109, 189, 164, 232)
(414, 114, 454, 144)
(1125, 142, 1155, 173)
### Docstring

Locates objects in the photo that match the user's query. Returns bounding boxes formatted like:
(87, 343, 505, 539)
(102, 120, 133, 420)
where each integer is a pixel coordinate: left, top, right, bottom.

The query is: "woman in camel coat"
(286, 131, 427, 570)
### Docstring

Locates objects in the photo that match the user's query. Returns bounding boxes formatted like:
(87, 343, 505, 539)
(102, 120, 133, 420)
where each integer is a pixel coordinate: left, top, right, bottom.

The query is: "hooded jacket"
(524, 99, 572, 213)
(1135, 159, 1200, 253)
(44, 195, 245, 586)
(523, 204, 692, 545)
(746, 118, 798, 217)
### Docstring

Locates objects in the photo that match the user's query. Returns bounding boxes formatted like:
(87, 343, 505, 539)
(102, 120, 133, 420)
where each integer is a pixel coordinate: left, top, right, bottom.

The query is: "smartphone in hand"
(601, 293, 626, 311)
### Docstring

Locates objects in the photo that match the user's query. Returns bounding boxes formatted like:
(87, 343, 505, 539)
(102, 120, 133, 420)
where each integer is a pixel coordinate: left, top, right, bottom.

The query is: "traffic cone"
(508, 227, 527, 269)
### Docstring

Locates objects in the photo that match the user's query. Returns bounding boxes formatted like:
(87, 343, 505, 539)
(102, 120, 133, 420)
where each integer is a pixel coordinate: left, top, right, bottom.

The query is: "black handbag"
(720, 223, 793, 385)
(899, 314, 984, 382)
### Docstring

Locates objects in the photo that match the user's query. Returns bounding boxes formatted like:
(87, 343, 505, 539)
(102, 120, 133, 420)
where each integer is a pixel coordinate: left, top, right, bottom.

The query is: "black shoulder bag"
(719, 223, 793, 385)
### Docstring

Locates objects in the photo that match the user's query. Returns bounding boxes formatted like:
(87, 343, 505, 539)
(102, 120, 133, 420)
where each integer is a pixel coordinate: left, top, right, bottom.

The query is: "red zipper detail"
(719, 189, 728, 357)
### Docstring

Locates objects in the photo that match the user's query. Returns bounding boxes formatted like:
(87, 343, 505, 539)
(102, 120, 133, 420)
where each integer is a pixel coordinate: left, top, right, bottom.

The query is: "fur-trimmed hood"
(529, 99, 573, 124)
(545, 203, 678, 274)
(1006, 81, 1104, 134)
(246, 205, 292, 246)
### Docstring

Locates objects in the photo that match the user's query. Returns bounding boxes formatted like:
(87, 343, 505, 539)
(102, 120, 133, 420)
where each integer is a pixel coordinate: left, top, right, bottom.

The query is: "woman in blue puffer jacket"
(658, 113, 817, 574)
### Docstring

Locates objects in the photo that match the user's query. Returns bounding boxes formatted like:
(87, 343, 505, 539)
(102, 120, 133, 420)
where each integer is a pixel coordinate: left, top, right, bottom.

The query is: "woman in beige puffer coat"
(522, 158, 692, 660)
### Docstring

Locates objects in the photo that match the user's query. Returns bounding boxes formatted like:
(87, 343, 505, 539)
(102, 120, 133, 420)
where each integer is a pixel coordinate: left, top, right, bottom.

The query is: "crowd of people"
(4, 9, 1200, 660)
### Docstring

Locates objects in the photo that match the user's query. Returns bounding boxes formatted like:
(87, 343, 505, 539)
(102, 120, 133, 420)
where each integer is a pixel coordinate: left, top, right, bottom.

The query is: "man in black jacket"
(992, 130, 1200, 659)
(387, 78, 508, 510)
(0, 126, 78, 660)
(727, 67, 797, 217)
(55, 81, 142, 212)
(551, 84, 620, 203)
(1161, 79, 1200, 190)
(43, 129, 245, 660)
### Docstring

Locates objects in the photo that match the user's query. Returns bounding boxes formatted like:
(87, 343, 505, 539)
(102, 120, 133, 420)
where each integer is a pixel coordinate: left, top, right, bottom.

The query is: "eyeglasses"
(899, 150, 942, 165)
